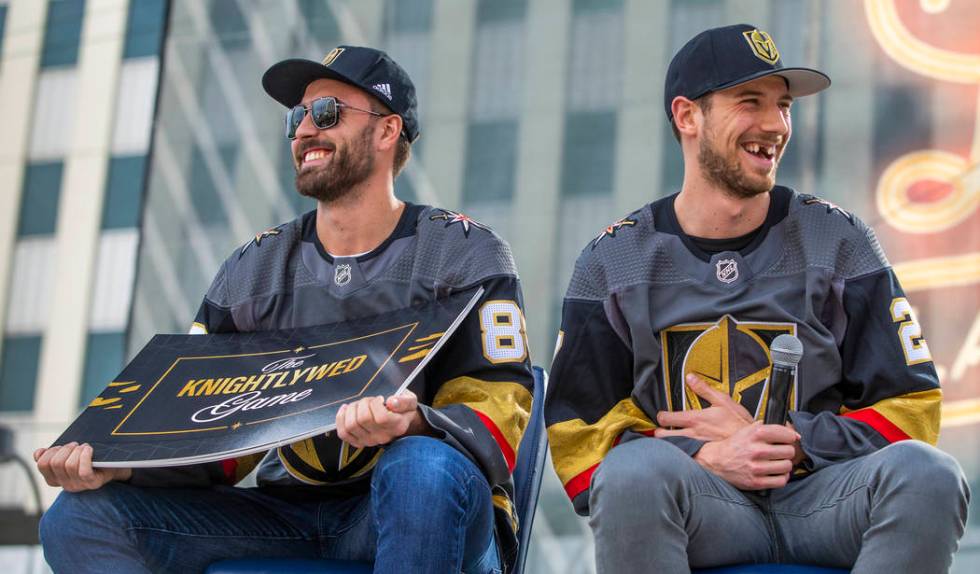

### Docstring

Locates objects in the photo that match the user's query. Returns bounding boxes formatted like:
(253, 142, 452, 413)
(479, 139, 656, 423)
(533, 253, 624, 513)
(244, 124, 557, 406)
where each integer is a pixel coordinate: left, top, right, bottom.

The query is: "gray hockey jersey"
(545, 186, 941, 515)
(130, 204, 534, 559)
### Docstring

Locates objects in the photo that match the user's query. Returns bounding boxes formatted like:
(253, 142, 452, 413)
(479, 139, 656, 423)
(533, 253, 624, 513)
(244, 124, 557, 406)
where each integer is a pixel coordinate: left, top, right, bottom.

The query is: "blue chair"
(695, 567, 848, 573)
(207, 366, 550, 574)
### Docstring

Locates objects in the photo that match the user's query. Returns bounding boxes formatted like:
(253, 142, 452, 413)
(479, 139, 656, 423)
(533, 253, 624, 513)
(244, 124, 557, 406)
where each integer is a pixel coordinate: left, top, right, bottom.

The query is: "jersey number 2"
(890, 297, 932, 366)
(479, 300, 528, 364)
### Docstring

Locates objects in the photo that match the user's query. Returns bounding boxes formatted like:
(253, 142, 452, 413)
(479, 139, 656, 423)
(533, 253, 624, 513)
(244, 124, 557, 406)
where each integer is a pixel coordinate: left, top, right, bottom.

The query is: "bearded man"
(36, 46, 533, 574)
(545, 24, 968, 573)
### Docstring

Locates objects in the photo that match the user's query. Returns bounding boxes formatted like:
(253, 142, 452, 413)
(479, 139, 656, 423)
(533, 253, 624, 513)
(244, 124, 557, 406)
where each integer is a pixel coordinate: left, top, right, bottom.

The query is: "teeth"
(303, 150, 329, 162)
(743, 143, 776, 159)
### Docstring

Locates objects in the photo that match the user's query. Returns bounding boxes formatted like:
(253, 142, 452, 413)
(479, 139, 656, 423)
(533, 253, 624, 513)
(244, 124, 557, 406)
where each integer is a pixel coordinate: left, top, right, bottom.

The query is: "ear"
(671, 96, 701, 140)
(376, 114, 403, 152)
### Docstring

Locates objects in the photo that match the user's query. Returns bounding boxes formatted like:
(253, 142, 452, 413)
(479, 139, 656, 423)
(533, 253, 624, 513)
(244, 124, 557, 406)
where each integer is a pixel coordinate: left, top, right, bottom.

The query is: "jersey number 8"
(479, 300, 528, 364)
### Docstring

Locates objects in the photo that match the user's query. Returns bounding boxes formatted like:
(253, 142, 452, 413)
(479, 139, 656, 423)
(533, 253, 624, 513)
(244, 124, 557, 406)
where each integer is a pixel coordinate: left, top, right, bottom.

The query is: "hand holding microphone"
(764, 334, 804, 426)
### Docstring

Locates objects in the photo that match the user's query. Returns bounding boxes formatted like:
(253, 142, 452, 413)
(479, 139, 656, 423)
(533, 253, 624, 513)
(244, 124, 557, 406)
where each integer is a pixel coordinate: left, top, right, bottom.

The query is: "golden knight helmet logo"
(660, 315, 796, 419)
(742, 29, 780, 65)
(322, 47, 345, 67)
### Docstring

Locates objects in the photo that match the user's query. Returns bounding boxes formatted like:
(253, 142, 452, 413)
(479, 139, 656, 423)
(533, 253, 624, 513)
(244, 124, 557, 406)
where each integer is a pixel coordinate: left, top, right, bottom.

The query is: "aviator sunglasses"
(285, 96, 385, 140)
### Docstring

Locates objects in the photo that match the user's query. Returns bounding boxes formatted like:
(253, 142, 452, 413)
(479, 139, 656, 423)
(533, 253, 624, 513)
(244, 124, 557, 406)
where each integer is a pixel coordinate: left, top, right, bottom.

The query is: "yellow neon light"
(894, 253, 980, 292)
(875, 151, 980, 233)
(864, 0, 980, 84)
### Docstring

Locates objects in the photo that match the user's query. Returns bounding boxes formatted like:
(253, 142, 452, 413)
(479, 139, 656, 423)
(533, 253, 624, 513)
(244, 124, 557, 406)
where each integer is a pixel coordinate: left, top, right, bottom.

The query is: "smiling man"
(36, 46, 533, 574)
(545, 24, 969, 573)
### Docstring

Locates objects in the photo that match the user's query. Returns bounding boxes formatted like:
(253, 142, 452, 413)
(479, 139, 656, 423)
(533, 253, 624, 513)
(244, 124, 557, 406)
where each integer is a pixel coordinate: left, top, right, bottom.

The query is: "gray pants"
(589, 438, 969, 573)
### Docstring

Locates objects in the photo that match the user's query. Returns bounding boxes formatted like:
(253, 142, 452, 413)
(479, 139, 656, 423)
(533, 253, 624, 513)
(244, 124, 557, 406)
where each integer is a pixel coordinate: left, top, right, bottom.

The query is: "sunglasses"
(285, 96, 385, 140)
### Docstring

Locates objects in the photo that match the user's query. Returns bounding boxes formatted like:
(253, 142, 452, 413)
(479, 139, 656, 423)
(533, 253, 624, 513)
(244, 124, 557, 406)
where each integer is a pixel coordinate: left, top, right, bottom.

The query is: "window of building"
(297, 0, 340, 46)
(123, 0, 166, 59)
(41, 0, 86, 68)
(573, 0, 624, 13)
(464, 4, 526, 206)
(561, 2, 624, 198)
(385, 0, 432, 34)
(561, 110, 617, 197)
(477, 0, 526, 23)
(189, 143, 233, 225)
(210, 0, 250, 51)
(102, 155, 147, 229)
(0, 336, 42, 412)
(463, 120, 518, 203)
(18, 162, 63, 237)
(0, 4, 8, 61)
(78, 332, 126, 408)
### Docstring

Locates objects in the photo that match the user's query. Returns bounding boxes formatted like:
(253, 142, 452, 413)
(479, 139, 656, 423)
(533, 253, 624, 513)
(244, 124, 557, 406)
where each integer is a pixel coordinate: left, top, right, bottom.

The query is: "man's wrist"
(693, 440, 719, 471)
(405, 408, 433, 437)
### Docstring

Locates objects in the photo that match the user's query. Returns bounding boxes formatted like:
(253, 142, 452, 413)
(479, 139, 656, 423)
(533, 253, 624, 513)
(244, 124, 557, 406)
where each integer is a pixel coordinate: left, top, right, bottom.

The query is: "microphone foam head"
(771, 334, 803, 367)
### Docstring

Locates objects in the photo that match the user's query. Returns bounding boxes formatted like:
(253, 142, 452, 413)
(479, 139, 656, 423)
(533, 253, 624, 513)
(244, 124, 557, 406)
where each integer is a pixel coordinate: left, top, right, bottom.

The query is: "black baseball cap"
(664, 24, 830, 121)
(262, 45, 420, 143)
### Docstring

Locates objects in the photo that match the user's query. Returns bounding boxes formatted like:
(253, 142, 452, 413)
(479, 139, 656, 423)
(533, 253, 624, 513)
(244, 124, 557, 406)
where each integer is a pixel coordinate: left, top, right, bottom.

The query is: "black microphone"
(764, 334, 803, 426)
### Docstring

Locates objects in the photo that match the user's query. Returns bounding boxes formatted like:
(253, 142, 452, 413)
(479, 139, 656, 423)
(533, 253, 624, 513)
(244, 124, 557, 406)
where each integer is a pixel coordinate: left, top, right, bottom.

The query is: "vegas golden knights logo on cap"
(322, 47, 345, 67)
(742, 29, 780, 65)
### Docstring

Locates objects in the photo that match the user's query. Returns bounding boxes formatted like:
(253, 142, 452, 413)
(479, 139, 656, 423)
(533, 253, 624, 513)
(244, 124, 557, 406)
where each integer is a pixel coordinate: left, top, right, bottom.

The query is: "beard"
(295, 124, 376, 203)
(698, 125, 778, 199)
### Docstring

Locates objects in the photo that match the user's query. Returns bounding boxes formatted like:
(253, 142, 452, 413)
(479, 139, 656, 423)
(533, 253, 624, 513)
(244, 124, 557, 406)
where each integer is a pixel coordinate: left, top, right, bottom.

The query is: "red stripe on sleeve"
(841, 409, 911, 443)
(564, 463, 598, 501)
(562, 433, 655, 502)
(221, 458, 238, 483)
(473, 410, 517, 473)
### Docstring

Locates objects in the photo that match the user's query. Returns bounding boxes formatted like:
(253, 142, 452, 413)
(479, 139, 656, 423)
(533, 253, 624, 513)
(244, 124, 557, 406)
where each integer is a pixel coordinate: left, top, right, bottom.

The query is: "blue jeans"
(39, 436, 501, 574)
(590, 438, 969, 574)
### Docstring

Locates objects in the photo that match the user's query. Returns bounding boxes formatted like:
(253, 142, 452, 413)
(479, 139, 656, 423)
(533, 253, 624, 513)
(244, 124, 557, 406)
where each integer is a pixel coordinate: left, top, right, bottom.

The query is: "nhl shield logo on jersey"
(716, 259, 739, 284)
(659, 315, 796, 419)
(334, 264, 352, 286)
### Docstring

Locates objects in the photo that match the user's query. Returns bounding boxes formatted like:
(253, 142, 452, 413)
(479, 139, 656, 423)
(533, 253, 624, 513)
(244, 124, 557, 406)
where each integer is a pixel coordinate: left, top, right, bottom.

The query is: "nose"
(293, 106, 319, 140)
(760, 103, 790, 139)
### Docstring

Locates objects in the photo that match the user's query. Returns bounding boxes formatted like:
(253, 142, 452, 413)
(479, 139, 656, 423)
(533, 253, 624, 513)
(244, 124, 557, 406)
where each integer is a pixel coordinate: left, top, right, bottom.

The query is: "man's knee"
(40, 485, 128, 562)
(372, 436, 485, 504)
(873, 441, 969, 512)
(591, 438, 697, 509)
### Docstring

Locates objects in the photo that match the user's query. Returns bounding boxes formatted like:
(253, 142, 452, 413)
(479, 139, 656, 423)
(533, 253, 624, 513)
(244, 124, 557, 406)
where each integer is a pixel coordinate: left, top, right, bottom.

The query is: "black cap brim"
(262, 59, 365, 108)
(713, 66, 831, 99)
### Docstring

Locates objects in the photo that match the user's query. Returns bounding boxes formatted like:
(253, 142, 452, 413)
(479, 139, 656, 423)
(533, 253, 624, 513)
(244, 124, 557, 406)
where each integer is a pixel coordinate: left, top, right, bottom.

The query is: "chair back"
(510, 366, 549, 573)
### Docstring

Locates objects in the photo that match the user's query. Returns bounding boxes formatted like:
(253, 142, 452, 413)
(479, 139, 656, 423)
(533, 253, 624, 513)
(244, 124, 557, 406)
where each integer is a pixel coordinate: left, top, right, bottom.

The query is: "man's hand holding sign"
(34, 443, 131, 493)
(336, 390, 432, 448)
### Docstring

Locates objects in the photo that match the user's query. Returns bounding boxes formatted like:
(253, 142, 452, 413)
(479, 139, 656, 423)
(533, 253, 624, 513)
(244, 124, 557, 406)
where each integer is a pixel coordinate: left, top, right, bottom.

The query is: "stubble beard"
(698, 124, 777, 200)
(295, 124, 376, 203)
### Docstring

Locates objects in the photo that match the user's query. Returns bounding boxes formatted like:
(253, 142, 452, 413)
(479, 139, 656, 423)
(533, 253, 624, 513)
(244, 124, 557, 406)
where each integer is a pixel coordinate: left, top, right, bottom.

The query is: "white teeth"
(303, 150, 329, 162)
(743, 143, 776, 159)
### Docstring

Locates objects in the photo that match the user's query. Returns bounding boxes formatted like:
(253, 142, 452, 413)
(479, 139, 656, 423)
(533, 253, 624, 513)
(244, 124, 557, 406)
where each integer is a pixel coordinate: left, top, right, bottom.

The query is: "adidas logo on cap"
(373, 83, 392, 100)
